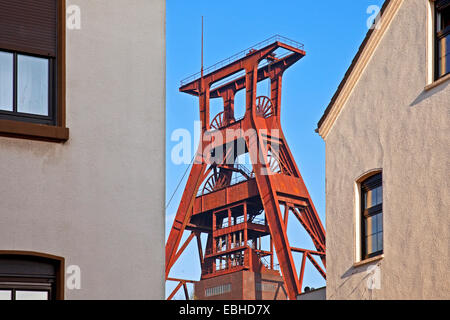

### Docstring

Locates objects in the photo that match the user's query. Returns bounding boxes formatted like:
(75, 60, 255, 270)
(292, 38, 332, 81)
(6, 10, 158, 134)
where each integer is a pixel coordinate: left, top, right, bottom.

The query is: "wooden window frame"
(435, 0, 450, 80)
(0, 282, 52, 301)
(0, 251, 65, 300)
(360, 173, 383, 260)
(0, 0, 68, 142)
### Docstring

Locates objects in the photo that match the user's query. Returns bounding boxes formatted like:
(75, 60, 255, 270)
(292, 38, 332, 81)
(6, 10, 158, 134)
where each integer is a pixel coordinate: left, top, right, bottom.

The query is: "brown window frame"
(0, 281, 52, 301)
(435, 0, 450, 80)
(0, 251, 65, 300)
(360, 173, 383, 260)
(0, 50, 56, 125)
(0, 0, 68, 142)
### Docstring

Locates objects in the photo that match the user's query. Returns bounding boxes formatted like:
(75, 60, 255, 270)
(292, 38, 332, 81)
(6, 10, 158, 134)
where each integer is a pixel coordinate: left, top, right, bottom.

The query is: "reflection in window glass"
(365, 233, 383, 255)
(377, 186, 383, 205)
(0, 51, 14, 111)
(438, 36, 450, 77)
(364, 213, 383, 255)
(377, 232, 383, 252)
(17, 55, 49, 116)
(364, 186, 383, 209)
(370, 189, 375, 208)
(365, 215, 376, 236)
(15, 290, 49, 300)
(377, 212, 383, 231)
(364, 191, 368, 209)
(437, 3, 450, 78)
(0, 290, 12, 300)
(365, 234, 377, 255)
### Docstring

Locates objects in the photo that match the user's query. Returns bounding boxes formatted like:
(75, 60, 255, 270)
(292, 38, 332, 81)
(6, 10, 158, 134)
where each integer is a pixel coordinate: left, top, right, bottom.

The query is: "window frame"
(0, 251, 65, 301)
(435, 0, 450, 80)
(0, 0, 68, 142)
(0, 281, 52, 301)
(360, 173, 383, 260)
(0, 50, 56, 125)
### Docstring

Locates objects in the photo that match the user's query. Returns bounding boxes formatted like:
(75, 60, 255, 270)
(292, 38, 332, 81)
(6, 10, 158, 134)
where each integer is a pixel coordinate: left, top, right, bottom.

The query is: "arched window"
(360, 173, 383, 259)
(435, 0, 450, 79)
(0, 251, 64, 300)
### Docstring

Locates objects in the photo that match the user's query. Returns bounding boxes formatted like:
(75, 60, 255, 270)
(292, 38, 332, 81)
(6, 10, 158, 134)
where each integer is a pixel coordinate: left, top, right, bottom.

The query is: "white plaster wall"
(0, 0, 165, 299)
(325, 0, 449, 299)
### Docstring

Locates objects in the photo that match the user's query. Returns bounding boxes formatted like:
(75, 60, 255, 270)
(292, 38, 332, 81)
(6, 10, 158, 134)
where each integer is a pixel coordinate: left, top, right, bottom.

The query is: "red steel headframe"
(166, 36, 326, 300)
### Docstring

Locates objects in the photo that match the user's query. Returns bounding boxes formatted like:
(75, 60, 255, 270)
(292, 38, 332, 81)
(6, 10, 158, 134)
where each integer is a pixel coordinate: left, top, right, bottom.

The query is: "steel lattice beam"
(165, 37, 325, 300)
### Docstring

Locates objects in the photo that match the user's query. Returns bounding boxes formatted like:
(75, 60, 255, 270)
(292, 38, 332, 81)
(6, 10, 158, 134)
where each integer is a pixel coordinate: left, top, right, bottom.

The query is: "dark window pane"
(364, 191, 368, 209)
(365, 215, 377, 236)
(0, 51, 13, 111)
(17, 55, 49, 116)
(376, 186, 383, 205)
(365, 213, 383, 238)
(437, 1, 450, 78)
(364, 186, 382, 209)
(365, 189, 374, 209)
(371, 188, 377, 207)
(446, 35, 449, 74)
(438, 6, 450, 32)
(366, 234, 378, 255)
(378, 212, 383, 232)
(377, 232, 383, 252)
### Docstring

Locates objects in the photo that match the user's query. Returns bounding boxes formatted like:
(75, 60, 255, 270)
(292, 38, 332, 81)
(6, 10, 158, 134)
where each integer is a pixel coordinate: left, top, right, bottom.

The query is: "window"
(0, 51, 53, 123)
(256, 282, 278, 292)
(0, 252, 64, 300)
(0, 0, 68, 141)
(436, 0, 450, 79)
(205, 283, 232, 297)
(0, 289, 50, 301)
(361, 173, 383, 259)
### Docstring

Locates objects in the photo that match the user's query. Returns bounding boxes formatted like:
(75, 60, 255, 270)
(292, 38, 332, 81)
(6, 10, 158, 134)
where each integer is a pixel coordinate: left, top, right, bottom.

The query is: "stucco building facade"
(317, 0, 449, 299)
(0, 0, 165, 299)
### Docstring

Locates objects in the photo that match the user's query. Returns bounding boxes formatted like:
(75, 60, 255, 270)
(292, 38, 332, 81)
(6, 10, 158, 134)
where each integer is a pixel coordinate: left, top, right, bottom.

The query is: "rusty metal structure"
(166, 35, 326, 300)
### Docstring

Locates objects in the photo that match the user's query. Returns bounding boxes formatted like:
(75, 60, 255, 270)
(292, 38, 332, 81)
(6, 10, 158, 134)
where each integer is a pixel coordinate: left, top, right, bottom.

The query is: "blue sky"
(165, 0, 385, 299)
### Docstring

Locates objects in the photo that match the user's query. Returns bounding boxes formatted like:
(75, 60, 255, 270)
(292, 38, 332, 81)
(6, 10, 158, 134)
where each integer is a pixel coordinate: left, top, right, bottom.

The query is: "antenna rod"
(201, 16, 204, 78)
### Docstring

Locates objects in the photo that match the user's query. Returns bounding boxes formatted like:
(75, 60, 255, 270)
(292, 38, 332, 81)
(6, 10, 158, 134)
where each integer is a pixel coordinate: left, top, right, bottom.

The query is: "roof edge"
(316, 0, 403, 139)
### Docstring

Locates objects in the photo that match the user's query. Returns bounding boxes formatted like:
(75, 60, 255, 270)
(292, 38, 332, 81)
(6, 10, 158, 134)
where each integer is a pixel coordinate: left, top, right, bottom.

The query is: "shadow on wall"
(331, 261, 382, 299)
(341, 264, 370, 279)
(410, 80, 448, 107)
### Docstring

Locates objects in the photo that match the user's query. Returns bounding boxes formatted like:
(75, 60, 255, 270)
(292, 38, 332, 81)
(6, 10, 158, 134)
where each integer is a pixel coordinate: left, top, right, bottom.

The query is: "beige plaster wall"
(324, 0, 449, 299)
(0, 0, 165, 299)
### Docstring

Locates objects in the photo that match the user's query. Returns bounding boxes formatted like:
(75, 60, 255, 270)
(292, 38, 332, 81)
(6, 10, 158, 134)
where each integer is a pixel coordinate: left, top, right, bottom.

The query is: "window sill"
(0, 119, 69, 142)
(353, 254, 384, 268)
(425, 73, 450, 91)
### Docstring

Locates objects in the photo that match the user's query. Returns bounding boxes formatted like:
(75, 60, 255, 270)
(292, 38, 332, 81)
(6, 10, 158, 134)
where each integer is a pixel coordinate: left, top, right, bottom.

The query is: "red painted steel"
(167, 278, 196, 300)
(166, 36, 326, 300)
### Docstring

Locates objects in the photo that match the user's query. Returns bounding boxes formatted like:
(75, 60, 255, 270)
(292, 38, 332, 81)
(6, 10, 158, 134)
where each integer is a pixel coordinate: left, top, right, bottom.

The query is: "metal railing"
(229, 166, 254, 186)
(217, 216, 265, 229)
(236, 163, 254, 178)
(180, 35, 305, 86)
(259, 256, 281, 271)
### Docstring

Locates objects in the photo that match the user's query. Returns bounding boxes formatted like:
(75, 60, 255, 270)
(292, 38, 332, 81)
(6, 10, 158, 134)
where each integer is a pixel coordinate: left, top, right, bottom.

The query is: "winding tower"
(166, 36, 326, 300)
